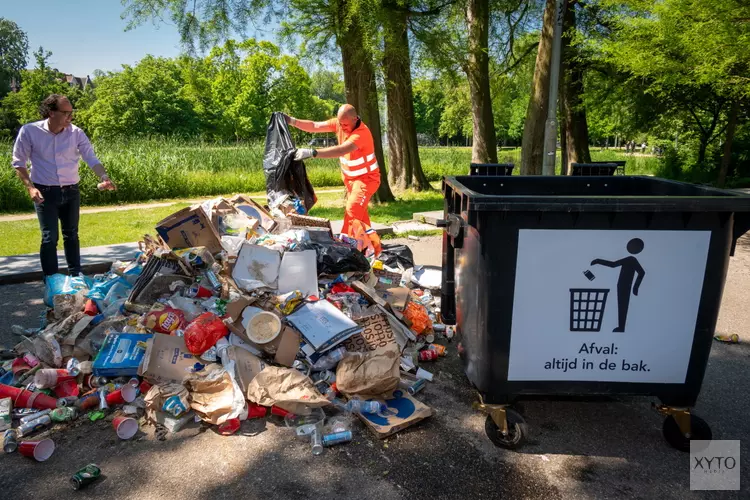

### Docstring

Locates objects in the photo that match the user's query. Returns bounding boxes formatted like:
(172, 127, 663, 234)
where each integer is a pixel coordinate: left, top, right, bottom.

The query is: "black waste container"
(470, 163, 514, 176)
(439, 175, 750, 451)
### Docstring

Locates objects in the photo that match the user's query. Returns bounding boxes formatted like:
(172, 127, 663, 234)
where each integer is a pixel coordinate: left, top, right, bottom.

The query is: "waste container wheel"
(484, 408, 527, 449)
(662, 414, 712, 452)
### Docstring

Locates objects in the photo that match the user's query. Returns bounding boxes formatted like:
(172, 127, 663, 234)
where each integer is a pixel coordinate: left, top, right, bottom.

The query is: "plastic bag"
(87, 275, 128, 301)
(184, 313, 229, 355)
(263, 112, 317, 212)
(380, 244, 415, 270)
(45, 274, 91, 307)
(403, 301, 433, 335)
(301, 241, 370, 275)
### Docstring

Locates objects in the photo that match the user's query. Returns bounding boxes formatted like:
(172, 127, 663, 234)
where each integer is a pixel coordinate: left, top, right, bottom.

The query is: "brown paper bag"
(335, 345, 401, 399)
(246, 367, 329, 414)
(185, 364, 244, 425)
(144, 383, 190, 424)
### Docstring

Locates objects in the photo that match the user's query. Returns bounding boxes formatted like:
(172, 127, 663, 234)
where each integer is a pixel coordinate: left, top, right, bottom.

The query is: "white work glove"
(294, 148, 317, 161)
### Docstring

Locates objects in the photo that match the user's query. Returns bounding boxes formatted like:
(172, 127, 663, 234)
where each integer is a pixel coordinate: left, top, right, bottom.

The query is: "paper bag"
(335, 345, 401, 400)
(144, 383, 190, 424)
(185, 364, 245, 425)
(246, 366, 330, 414)
(344, 314, 400, 354)
(225, 346, 267, 393)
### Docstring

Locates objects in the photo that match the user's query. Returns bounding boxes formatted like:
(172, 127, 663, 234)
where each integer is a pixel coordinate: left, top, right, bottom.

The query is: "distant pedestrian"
(11, 94, 116, 279)
(641, 142, 647, 154)
(625, 141, 630, 153)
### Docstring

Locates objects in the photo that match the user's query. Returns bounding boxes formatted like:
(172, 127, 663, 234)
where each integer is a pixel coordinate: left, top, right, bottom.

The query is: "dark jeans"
(34, 183, 81, 277)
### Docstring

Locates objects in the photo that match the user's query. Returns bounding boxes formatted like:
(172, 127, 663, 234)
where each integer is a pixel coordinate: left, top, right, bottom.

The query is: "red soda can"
(418, 349, 439, 362)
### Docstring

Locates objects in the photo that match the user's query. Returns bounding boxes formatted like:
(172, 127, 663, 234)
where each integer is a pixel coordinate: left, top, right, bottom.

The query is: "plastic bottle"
(311, 347, 347, 371)
(334, 397, 386, 415)
(284, 408, 325, 428)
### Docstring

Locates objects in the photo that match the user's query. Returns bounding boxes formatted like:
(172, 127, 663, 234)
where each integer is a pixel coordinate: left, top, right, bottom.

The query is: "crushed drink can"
(20, 409, 51, 424)
(66, 358, 81, 376)
(426, 344, 447, 357)
(405, 378, 426, 396)
(57, 396, 79, 407)
(418, 349, 439, 362)
(70, 464, 102, 490)
(3, 429, 18, 453)
(322, 430, 353, 447)
(18, 414, 52, 437)
(204, 270, 222, 291)
(51, 407, 78, 423)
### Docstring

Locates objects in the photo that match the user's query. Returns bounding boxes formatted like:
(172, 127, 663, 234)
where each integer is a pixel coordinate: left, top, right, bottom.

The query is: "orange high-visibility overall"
(327, 118, 381, 236)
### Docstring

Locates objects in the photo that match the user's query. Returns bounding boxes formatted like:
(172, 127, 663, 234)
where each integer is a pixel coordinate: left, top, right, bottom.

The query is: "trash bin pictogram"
(569, 289, 609, 332)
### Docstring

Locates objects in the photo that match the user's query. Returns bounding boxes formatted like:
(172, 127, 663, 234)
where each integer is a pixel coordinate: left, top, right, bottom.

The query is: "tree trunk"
(559, 89, 567, 175)
(338, 17, 395, 202)
(717, 100, 740, 188)
(465, 0, 498, 164)
(560, 0, 590, 174)
(697, 137, 708, 167)
(521, 0, 556, 175)
(383, 5, 431, 191)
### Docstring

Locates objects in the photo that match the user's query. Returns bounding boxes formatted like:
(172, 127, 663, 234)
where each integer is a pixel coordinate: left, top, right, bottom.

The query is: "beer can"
(3, 429, 18, 453)
(70, 464, 102, 490)
(57, 396, 79, 407)
(406, 378, 426, 396)
(418, 349, 438, 362)
(18, 414, 52, 437)
(20, 409, 51, 424)
(322, 430, 353, 447)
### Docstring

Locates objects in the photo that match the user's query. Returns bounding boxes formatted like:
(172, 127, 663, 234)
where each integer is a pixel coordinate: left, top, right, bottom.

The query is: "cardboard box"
(344, 314, 399, 354)
(139, 334, 203, 384)
(155, 206, 223, 254)
(358, 391, 432, 439)
(378, 287, 410, 311)
(225, 346, 267, 393)
(274, 326, 301, 367)
(229, 194, 277, 233)
(93, 333, 153, 377)
(0, 397, 11, 432)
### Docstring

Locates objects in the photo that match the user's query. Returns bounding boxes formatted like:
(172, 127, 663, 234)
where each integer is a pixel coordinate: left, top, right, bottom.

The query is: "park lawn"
(0, 189, 444, 256)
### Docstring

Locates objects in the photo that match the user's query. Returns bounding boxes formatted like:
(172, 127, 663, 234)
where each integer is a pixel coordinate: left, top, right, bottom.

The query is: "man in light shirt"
(11, 94, 116, 278)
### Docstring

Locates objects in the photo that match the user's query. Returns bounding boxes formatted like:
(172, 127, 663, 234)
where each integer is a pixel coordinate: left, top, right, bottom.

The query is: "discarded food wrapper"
(411, 265, 442, 290)
(92, 333, 153, 377)
(246, 366, 330, 415)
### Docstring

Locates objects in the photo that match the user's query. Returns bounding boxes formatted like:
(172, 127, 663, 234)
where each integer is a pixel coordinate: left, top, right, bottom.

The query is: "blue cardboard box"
(93, 333, 154, 377)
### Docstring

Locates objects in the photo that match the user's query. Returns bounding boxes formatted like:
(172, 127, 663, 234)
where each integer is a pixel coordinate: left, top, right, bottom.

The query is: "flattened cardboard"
(93, 333, 153, 377)
(155, 206, 222, 254)
(357, 391, 432, 439)
(274, 326, 301, 367)
(343, 314, 400, 353)
(139, 333, 204, 384)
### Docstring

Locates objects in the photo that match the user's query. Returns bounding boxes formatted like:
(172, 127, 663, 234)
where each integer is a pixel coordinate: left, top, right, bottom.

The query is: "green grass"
(0, 190, 445, 256)
(0, 139, 663, 214)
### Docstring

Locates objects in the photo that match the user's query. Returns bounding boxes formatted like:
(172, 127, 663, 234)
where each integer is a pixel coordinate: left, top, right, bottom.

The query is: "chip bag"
(144, 306, 186, 334)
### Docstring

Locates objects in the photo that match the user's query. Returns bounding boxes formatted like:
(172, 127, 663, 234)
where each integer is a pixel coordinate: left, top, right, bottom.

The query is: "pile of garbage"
(1, 194, 454, 464)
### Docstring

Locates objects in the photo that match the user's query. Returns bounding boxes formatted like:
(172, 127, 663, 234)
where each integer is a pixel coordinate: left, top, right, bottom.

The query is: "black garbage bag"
(379, 243, 414, 269)
(301, 241, 371, 275)
(263, 112, 317, 211)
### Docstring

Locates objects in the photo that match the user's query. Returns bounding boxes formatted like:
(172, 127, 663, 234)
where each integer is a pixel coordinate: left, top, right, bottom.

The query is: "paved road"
(0, 237, 747, 499)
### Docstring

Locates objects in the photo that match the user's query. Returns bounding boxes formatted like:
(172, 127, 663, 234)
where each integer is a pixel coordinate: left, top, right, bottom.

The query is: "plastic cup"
(105, 385, 137, 405)
(247, 403, 267, 419)
(18, 438, 55, 461)
(113, 416, 138, 440)
(270, 405, 290, 418)
(416, 368, 434, 382)
(34, 369, 75, 389)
